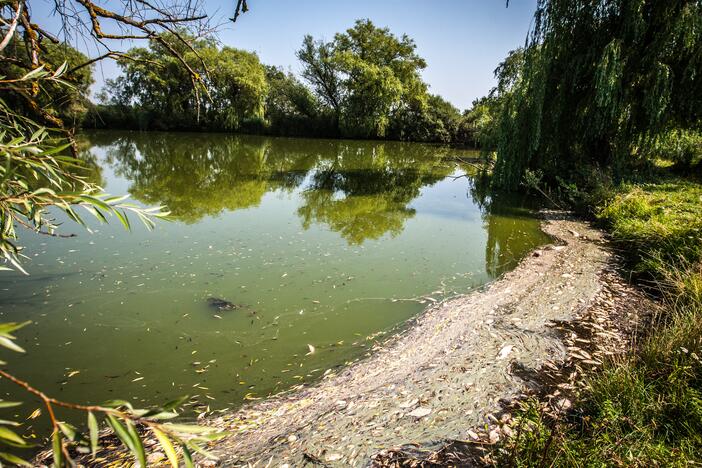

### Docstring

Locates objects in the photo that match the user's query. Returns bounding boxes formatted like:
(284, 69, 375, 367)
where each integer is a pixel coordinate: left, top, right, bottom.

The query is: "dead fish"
(207, 297, 240, 311)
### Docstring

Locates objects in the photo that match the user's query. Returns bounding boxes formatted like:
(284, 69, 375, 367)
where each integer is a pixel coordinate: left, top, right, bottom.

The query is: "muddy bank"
(205, 211, 617, 466)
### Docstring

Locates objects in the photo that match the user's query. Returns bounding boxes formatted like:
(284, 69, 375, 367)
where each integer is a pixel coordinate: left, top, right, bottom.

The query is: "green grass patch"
(598, 179, 702, 300)
(496, 178, 702, 466)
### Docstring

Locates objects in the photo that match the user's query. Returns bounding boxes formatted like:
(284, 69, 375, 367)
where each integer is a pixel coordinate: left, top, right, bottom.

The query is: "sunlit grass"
(599, 179, 702, 287)
(498, 178, 702, 466)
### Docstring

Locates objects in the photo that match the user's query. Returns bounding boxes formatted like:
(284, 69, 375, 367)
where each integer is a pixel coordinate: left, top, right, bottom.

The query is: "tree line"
(75, 20, 485, 145)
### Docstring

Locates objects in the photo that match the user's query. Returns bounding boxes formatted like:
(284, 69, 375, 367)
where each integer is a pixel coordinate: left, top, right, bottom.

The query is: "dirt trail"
(208, 211, 612, 467)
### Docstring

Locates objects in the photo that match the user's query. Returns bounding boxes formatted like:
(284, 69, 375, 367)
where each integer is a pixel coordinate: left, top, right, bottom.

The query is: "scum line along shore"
(198, 210, 649, 467)
(39, 210, 652, 467)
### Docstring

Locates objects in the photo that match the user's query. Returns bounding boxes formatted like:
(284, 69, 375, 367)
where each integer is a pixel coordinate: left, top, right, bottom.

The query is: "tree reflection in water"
(89, 132, 454, 242)
(84, 131, 545, 265)
(468, 171, 547, 278)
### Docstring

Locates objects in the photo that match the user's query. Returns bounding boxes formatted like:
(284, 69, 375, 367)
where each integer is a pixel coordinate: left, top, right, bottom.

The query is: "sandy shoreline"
(203, 211, 618, 466)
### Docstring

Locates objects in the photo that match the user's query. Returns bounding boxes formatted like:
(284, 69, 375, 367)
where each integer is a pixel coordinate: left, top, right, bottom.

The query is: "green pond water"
(0, 131, 549, 422)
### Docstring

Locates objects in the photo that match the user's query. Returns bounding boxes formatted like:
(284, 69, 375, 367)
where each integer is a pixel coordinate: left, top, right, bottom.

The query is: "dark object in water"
(207, 297, 239, 311)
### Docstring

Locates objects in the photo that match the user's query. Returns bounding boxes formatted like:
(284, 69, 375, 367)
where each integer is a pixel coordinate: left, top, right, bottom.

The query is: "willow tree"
(494, 0, 702, 189)
(106, 34, 268, 130)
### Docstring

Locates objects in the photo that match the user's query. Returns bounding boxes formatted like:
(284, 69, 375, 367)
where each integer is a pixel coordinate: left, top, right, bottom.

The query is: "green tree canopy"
(106, 33, 268, 131)
(494, 0, 702, 189)
(263, 65, 340, 136)
(297, 35, 344, 117)
(297, 19, 433, 139)
(93, 18, 464, 144)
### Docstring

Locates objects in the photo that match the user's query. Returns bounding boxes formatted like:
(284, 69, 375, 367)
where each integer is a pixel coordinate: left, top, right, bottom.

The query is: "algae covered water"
(0, 131, 549, 414)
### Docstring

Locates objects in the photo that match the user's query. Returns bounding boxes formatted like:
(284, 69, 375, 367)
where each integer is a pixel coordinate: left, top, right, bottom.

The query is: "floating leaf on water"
(306, 344, 315, 355)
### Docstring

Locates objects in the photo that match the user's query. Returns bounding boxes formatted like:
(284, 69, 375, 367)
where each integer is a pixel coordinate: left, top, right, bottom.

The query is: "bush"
(648, 130, 702, 171)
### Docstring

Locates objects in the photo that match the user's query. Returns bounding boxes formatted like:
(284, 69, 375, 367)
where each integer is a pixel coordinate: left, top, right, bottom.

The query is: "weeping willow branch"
(493, 0, 702, 189)
(0, 366, 226, 467)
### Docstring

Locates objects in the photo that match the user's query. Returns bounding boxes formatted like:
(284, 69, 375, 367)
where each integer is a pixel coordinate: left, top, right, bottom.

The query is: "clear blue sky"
(37, 0, 538, 110)
(215, 0, 537, 110)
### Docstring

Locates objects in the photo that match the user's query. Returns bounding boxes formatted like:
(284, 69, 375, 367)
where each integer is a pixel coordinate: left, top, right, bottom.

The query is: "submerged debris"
(207, 297, 241, 311)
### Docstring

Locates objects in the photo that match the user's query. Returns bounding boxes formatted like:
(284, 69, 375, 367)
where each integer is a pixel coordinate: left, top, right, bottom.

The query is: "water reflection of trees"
(89, 132, 454, 243)
(93, 132, 320, 223)
(298, 143, 451, 244)
(72, 137, 105, 188)
(468, 173, 548, 278)
(86, 132, 545, 260)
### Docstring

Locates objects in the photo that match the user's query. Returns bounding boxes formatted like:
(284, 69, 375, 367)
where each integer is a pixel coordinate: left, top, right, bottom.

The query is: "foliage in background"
(97, 32, 267, 132)
(263, 65, 339, 137)
(492, 0, 702, 189)
(646, 129, 702, 171)
(460, 96, 500, 153)
(455, 49, 526, 155)
(297, 19, 464, 142)
(331, 19, 428, 138)
(90, 19, 476, 145)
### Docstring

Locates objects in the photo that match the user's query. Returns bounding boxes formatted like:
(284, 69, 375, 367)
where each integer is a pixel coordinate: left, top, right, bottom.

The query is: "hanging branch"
(1, 0, 252, 133)
(231, 0, 249, 22)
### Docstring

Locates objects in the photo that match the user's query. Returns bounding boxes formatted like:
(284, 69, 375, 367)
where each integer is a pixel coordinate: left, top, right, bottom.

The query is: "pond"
(0, 131, 549, 421)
